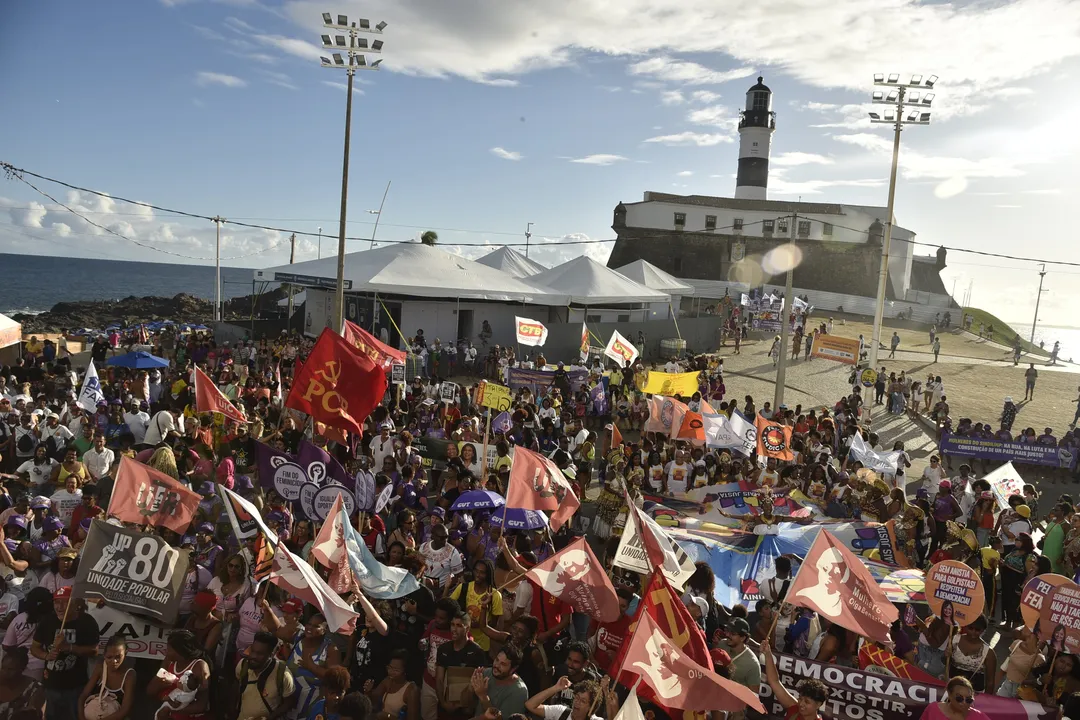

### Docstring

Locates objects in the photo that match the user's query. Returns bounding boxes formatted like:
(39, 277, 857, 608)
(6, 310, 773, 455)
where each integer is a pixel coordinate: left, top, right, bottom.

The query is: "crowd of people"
(0, 319, 1076, 720)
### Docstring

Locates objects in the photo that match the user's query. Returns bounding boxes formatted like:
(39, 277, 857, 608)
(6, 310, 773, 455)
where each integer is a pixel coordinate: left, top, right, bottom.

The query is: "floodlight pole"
(334, 67, 354, 331)
(773, 211, 798, 410)
(868, 86, 904, 375)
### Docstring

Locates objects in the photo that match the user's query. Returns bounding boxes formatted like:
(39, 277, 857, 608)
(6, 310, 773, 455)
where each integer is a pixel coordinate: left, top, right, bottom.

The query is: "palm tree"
(420, 230, 438, 246)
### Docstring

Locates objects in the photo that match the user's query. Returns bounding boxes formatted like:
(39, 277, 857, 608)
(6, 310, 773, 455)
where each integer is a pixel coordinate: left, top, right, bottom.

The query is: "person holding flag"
(524, 676, 618, 720)
(761, 636, 832, 720)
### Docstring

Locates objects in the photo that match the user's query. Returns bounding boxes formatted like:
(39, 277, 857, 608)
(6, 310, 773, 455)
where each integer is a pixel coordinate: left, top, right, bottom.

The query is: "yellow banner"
(641, 371, 701, 397)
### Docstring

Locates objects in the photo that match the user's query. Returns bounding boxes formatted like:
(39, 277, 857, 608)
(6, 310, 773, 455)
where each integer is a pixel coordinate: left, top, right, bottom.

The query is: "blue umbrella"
(107, 351, 170, 369)
(490, 508, 548, 530)
(450, 490, 505, 512)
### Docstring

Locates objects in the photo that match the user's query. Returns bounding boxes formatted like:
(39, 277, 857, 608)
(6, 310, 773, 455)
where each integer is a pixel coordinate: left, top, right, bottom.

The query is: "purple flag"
(298, 439, 355, 492)
(254, 440, 296, 491)
(492, 411, 512, 434)
(590, 383, 609, 416)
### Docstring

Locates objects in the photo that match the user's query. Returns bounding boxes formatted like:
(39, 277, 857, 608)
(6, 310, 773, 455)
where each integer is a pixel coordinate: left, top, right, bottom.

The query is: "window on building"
(674, 212, 686, 229)
(673, 257, 683, 273)
(823, 223, 833, 236)
(798, 220, 811, 237)
(777, 218, 789, 233)
(733, 218, 744, 231)
(617, 314, 630, 323)
(705, 215, 717, 230)
(753, 141, 759, 147)
(763, 219, 775, 233)
(752, 92, 768, 111)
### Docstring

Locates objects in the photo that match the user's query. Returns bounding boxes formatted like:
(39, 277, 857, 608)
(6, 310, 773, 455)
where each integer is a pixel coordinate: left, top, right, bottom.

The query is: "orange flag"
(505, 446, 580, 532)
(193, 367, 246, 423)
(107, 456, 201, 533)
(754, 414, 794, 461)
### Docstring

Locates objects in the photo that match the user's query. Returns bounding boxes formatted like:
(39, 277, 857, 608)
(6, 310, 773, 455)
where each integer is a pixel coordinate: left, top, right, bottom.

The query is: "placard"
(1039, 583, 1080, 653)
(299, 482, 320, 520)
(440, 382, 458, 404)
(1022, 573, 1074, 630)
(476, 381, 513, 412)
(859, 368, 878, 387)
(75, 520, 188, 624)
(391, 363, 405, 385)
(313, 484, 356, 520)
(272, 461, 308, 500)
(924, 560, 985, 626)
(810, 335, 861, 365)
(86, 604, 176, 660)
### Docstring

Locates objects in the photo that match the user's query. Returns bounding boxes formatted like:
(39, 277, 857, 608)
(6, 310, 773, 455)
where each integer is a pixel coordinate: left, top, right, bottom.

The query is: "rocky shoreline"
(11, 288, 289, 334)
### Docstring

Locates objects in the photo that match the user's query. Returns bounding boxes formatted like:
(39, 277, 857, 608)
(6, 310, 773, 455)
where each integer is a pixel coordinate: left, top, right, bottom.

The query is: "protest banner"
(254, 441, 308, 499)
(108, 456, 201, 533)
(613, 503, 695, 590)
(983, 462, 1025, 512)
(1039, 583, 1080, 653)
(1022, 574, 1075, 630)
(75, 520, 188, 624)
(941, 433, 1076, 470)
(761, 652, 1053, 720)
(924, 560, 985, 626)
(849, 433, 902, 477)
(313, 484, 356, 521)
(810, 334, 861, 365)
(750, 309, 782, 332)
(476, 381, 513, 412)
(413, 436, 458, 471)
(390, 363, 405, 385)
(641, 371, 700, 397)
(86, 604, 175, 661)
(507, 366, 588, 393)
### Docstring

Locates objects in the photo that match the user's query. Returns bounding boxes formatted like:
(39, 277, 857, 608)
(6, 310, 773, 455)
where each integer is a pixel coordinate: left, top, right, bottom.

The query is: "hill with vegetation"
(961, 307, 1050, 358)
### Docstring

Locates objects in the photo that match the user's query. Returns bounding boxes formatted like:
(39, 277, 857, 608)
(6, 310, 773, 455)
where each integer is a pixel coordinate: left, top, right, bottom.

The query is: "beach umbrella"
(450, 490, 505, 512)
(490, 508, 548, 530)
(107, 351, 170, 369)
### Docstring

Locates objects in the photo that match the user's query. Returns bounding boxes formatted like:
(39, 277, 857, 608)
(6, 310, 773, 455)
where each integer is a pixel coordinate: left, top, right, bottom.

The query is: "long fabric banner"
(941, 432, 1076, 470)
(507, 366, 588, 392)
(74, 520, 188, 624)
(86, 604, 176, 661)
(641, 371, 701, 397)
(762, 652, 1054, 720)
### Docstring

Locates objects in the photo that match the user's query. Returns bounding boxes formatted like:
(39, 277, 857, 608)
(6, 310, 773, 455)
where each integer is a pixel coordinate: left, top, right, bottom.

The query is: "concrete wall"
(542, 316, 726, 364)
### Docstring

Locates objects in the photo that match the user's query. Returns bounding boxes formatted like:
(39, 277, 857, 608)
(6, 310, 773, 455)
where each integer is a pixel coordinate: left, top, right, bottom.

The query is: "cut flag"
(515, 316, 549, 347)
(604, 330, 639, 366)
(505, 446, 580, 532)
(286, 327, 387, 436)
(193, 366, 246, 423)
(786, 529, 899, 644)
(607, 422, 623, 451)
(674, 400, 716, 444)
(77, 360, 105, 412)
(643, 395, 689, 438)
(525, 537, 620, 622)
(579, 323, 589, 364)
(620, 611, 764, 713)
(754, 415, 795, 461)
(311, 494, 358, 594)
(341, 319, 406, 369)
(107, 457, 201, 533)
(612, 688, 646, 720)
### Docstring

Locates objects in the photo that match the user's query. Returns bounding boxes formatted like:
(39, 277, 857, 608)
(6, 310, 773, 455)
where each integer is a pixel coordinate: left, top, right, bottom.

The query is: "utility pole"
(525, 222, 534, 258)
(1031, 263, 1048, 344)
(211, 216, 225, 322)
(317, 226, 322, 259)
(287, 233, 297, 332)
(773, 210, 797, 409)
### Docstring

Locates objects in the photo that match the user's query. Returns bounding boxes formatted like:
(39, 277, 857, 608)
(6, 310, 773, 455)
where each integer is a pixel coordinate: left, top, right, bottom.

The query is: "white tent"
(277, 291, 306, 307)
(527, 256, 670, 305)
(254, 243, 567, 305)
(614, 259, 696, 296)
(0, 313, 20, 349)
(475, 246, 547, 278)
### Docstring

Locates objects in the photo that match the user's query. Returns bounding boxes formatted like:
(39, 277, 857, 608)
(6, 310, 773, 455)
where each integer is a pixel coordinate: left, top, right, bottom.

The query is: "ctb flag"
(286, 327, 387, 436)
(604, 330, 639, 366)
(525, 537, 620, 622)
(786, 529, 899, 644)
(621, 612, 764, 713)
(579, 323, 589, 364)
(193, 367, 246, 423)
(341, 319, 406, 369)
(515, 316, 549, 347)
(505, 446, 580, 531)
(755, 415, 794, 461)
(107, 457, 200, 533)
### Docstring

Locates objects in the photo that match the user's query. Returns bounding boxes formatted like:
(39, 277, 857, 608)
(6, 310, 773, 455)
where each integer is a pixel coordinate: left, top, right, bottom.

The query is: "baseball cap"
(54, 586, 73, 600)
(429, 507, 445, 519)
(42, 516, 64, 532)
(58, 547, 78, 559)
(5, 515, 26, 529)
(197, 522, 214, 534)
(282, 598, 305, 615)
(710, 648, 732, 670)
(180, 534, 196, 546)
(727, 617, 751, 636)
(235, 475, 254, 491)
(938, 479, 952, 490)
(31, 496, 51, 510)
(1017, 505, 1032, 518)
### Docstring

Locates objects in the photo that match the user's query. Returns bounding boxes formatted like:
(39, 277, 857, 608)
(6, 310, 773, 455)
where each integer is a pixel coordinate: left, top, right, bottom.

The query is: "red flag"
(314, 421, 349, 446)
(621, 612, 764, 713)
(675, 410, 705, 443)
(786, 529, 899, 644)
(524, 537, 620, 622)
(193, 366, 246, 423)
(505, 446, 580, 532)
(271, 541, 359, 634)
(342, 320, 406, 370)
(106, 456, 201, 533)
(858, 644, 943, 684)
(285, 328, 387, 436)
(755, 415, 794, 461)
(311, 495, 354, 594)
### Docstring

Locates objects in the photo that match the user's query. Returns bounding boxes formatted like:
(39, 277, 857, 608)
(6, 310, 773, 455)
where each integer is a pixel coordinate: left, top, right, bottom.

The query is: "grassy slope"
(961, 306, 1050, 358)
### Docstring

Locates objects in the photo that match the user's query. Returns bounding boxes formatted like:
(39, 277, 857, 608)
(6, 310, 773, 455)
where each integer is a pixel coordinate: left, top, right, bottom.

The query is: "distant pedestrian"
(890, 332, 900, 359)
(932, 337, 941, 362)
(769, 336, 780, 367)
(1071, 386, 1080, 428)
(929, 325, 937, 345)
(1024, 363, 1038, 400)
(804, 332, 813, 360)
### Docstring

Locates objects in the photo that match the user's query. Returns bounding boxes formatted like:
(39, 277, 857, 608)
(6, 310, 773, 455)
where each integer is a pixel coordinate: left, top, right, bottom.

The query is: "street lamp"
(865, 72, 937, 378)
(320, 11, 385, 330)
(317, 226, 322, 259)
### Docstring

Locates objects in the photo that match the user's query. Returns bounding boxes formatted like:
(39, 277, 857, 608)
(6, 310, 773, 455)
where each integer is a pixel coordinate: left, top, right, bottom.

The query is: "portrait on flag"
(107, 457, 200, 533)
(525, 537, 619, 622)
(505, 446, 580, 531)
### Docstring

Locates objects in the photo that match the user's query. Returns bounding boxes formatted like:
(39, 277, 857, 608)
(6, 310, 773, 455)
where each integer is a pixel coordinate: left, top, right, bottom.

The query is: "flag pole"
(480, 409, 492, 479)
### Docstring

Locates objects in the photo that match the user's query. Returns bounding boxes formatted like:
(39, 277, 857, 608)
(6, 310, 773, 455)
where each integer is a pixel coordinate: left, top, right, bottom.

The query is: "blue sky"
(1, 0, 1079, 327)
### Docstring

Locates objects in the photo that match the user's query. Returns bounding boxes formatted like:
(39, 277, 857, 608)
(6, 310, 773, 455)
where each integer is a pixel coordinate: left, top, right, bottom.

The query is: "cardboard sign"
(390, 363, 405, 385)
(74, 520, 188, 624)
(810, 334, 861, 365)
(477, 381, 513, 412)
(313, 484, 356, 521)
(440, 382, 458, 404)
(1039, 583, 1080, 653)
(1022, 574, 1075, 630)
(924, 560, 985, 626)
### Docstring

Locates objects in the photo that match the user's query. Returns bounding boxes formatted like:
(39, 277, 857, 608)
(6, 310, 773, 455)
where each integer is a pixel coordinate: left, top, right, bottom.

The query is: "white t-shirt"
(17, 459, 57, 487)
(420, 542, 464, 586)
(3, 611, 45, 680)
(369, 436, 395, 469)
(665, 462, 692, 494)
(124, 411, 150, 443)
(50, 488, 83, 526)
(0, 591, 19, 620)
(40, 424, 74, 448)
(143, 410, 176, 446)
(664, 361, 681, 374)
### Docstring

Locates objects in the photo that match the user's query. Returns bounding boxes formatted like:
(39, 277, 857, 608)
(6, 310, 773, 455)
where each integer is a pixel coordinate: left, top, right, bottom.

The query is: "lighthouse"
(734, 76, 775, 200)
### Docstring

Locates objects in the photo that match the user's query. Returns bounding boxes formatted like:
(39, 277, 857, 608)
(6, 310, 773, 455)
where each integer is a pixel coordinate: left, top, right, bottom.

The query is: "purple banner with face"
(940, 432, 1076, 470)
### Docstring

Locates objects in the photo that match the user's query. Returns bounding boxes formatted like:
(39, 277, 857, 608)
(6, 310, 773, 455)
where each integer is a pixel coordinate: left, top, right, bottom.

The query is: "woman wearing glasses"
(920, 677, 991, 720)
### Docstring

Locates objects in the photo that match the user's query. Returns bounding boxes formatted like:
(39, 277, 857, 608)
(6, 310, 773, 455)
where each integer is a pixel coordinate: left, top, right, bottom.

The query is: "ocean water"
(1029, 325, 1080, 363)
(0, 253, 258, 314)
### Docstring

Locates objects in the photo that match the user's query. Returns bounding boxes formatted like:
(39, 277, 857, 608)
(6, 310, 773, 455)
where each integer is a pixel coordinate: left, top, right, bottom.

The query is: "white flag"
(724, 410, 758, 457)
(793, 296, 809, 311)
(77, 360, 105, 412)
(614, 496, 696, 590)
(614, 689, 647, 720)
(604, 330, 639, 366)
(702, 412, 743, 450)
(579, 323, 589, 364)
(849, 432, 902, 476)
(740, 293, 750, 306)
(515, 316, 549, 347)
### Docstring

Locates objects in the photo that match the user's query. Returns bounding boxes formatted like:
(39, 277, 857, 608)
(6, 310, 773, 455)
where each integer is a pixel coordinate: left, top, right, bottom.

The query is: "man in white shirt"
(124, 399, 150, 445)
(465, 344, 478, 372)
(369, 424, 396, 469)
(39, 413, 74, 457)
(663, 358, 681, 374)
(419, 524, 463, 589)
(918, 455, 947, 496)
(83, 434, 116, 481)
(143, 407, 181, 446)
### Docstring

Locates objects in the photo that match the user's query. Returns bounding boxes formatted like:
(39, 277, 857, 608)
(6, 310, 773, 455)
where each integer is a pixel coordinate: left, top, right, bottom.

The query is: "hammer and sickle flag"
(286, 328, 387, 436)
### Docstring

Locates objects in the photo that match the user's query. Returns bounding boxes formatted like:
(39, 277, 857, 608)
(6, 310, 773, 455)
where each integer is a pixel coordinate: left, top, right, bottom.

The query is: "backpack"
(236, 658, 288, 716)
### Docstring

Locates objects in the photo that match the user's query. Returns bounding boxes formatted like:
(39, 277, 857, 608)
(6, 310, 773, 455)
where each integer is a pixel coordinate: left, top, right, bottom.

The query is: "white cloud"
(628, 56, 755, 85)
(52, 222, 72, 237)
(661, 91, 685, 106)
(196, 71, 247, 87)
(768, 177, 885, 195)
(833, 133, 1024, 182)
(476, 78, 519, 87)
(771, 152, 834, 167)
(260, 70, 297, 89)
(320, 80, 364, 95)
(690, 90, 721, 104)
(934, 176, 969, 199)
(804, 101, 839, 111)
(995, 204, 1023, 208)
(677, 170, 694, 176)
(644, 131, 732, 146)
(224, 16, 259, 33)
(568, 154, 628, 165)
(253, 34, 322, 62)
(598, 85, 622, 92)
(191, 25, 226, 41)
(686, 104, 736, 129)
(490, 147, 523, 161)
